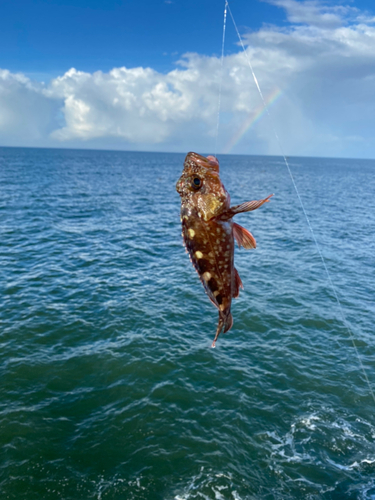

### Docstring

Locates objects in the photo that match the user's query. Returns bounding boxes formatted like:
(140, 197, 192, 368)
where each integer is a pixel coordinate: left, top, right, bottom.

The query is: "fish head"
(176, 152, 230, 221)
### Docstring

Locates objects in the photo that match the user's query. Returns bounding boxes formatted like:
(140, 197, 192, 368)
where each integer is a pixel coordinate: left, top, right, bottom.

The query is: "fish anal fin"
(233, 222, 256, 250)
(233, 267, 244, 298)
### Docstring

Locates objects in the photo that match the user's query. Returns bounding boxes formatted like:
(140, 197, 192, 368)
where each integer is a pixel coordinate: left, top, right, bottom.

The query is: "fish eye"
(192, 177, 202, 190)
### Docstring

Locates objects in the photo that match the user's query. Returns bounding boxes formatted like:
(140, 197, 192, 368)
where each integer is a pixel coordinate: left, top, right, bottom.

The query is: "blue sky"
(1, 0, 286, 76)
(1, 0, 375, 158)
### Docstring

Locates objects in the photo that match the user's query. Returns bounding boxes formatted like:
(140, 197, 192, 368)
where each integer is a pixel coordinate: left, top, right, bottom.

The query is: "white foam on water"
(173, 467, 244, 500)
(362, 459, 375, 465)
(300, 415, 320, 431)
(265, 406, 375, 488)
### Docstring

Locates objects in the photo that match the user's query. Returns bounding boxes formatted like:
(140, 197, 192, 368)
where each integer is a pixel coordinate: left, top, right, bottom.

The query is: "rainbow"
(222, 87, 283, 154)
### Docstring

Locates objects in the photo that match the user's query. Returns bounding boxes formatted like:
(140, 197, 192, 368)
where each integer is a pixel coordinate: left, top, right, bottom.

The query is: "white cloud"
(44, 62, 227, 146)
(0, 70, 60, 145)
(240, 1, 375, 157)
(1, 0, 375, 158)
(267, 0, 357, 28)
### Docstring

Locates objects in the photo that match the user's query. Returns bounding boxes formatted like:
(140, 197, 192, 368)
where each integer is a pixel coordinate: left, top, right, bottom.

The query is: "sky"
(1, 0, 375, 158)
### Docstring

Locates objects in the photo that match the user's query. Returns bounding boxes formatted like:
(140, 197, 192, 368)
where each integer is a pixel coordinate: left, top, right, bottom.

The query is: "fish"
(176, 152, 273, 347)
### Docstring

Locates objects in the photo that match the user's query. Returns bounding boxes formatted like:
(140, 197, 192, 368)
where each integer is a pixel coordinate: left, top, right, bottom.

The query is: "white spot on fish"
(188, 229, 195, 238)
(203, 272, 212, 281)
(195, 251, 203, 259)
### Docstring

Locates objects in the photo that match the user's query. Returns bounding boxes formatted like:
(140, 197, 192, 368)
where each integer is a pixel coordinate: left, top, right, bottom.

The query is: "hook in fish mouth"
(185, 152, 220, 172)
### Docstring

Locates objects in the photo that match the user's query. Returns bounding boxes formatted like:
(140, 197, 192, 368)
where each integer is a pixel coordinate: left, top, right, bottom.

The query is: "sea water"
(1, 147, 375, 499)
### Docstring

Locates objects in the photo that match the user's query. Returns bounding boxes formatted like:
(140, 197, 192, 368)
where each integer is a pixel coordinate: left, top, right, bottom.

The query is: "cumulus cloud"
(1, 0, 375, 158)
(241, 0, 375, 156)
(266, 0, 362, 28)
(0, 70, 60, 146)
(46, 62, 223, 144)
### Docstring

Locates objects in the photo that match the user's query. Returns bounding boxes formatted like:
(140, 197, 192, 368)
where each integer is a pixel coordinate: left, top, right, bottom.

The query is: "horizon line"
(0, 144, 374, 162)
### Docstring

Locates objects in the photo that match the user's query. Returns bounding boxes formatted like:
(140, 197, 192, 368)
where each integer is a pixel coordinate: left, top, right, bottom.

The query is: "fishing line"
(222, 1, 375, 403)
(214, 0, 228, 158)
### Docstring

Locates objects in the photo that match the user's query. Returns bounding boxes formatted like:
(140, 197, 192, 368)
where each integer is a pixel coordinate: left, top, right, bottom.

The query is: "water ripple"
(1, 149, 375, 499)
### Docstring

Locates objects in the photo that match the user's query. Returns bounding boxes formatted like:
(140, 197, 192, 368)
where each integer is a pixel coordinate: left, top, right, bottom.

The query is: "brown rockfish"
(176, 152, 272, 347)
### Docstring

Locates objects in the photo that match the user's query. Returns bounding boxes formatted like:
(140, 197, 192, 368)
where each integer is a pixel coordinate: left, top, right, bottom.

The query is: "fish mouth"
(185, 152, 220, 172)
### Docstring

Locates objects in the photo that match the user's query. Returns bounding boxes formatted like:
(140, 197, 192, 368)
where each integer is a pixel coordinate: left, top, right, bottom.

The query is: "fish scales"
(176, 152, 272, 347)
(182, 212, 234, 315)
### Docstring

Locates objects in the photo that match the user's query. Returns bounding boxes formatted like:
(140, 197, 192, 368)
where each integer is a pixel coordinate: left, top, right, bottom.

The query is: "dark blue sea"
(1, 147, 375, 499)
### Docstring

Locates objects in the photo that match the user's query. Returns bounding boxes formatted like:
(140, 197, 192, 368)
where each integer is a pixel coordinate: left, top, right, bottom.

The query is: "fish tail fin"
(223, 311, 233, 333)
(211, 310, 233, 348)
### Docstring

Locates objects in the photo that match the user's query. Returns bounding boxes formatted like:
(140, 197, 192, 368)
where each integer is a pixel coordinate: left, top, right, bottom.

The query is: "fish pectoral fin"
(219, 194, 274, 220)
(233, 267, 244, 298)
(231, 194, 274, 214)
(233, 222, 256, 249)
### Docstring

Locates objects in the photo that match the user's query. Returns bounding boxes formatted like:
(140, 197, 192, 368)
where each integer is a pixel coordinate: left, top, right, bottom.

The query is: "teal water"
(1, 147, 375, 499)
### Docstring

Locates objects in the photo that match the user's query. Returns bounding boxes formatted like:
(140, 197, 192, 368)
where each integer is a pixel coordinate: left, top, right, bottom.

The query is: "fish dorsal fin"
(233, 267, 244, 298)
(233, 222, 256, 249)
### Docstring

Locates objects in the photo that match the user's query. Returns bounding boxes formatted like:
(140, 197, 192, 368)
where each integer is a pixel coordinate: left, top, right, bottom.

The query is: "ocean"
(1, 147, 375, 499)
